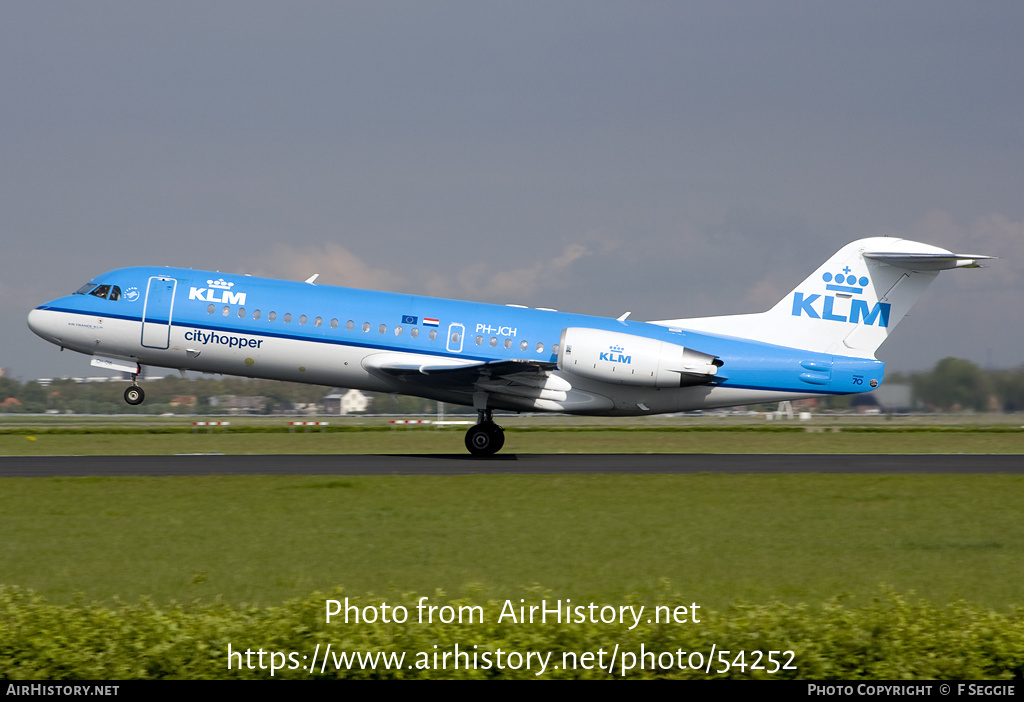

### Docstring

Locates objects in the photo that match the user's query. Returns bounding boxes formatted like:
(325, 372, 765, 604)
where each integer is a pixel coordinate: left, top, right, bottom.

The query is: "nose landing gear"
(124, 373, 145, 406)
(464, 409, 505, 456)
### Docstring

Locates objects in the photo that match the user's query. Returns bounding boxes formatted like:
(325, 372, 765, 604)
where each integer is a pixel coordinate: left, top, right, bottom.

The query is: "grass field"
(2, 474, 1023, 609)
(1, 416, 1022, 614)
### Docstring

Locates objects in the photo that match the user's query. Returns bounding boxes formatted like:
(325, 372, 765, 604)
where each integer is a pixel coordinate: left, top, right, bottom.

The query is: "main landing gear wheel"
(124, 385, 145, 406)
(465, 421, 505, 457)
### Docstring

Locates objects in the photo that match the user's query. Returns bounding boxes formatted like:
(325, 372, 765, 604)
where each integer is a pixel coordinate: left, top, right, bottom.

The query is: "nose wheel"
(124, 385, 145, 405)
(465, 410, 505, 456)
(124, 374, 145, 405)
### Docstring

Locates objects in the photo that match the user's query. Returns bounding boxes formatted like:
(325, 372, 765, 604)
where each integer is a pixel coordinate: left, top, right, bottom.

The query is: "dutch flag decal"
(423, 317, 440, 327)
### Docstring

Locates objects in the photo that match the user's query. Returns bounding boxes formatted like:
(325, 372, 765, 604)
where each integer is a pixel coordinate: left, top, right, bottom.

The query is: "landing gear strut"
(465, 409, 504, 456)
(124, 374, 145, 406)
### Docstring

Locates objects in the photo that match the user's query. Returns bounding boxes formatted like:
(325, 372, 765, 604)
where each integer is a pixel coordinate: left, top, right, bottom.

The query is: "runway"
(0, 453, 1020, 477)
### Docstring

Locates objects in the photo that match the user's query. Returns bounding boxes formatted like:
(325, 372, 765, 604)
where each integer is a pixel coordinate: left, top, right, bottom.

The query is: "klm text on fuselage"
(791, 294, 891, 327)
(189, 287, 247, 306)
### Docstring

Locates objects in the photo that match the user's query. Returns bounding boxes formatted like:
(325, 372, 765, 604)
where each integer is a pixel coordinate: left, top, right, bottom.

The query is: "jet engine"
(557, 327, 723, 388)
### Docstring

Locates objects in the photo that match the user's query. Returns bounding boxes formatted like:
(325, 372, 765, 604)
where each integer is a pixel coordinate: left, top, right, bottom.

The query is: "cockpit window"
(74, 282, 122, 300)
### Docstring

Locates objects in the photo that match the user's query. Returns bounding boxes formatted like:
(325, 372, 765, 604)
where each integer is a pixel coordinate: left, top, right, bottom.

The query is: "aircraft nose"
(27, 306, 62, 345)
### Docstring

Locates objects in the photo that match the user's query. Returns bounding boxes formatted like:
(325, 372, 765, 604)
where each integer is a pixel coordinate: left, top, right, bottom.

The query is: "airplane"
(27, 237, 988, 455)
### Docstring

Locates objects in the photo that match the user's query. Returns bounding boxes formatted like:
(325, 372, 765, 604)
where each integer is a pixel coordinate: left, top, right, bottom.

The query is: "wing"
(363, 352, 556, 386)
(361, 352, 612, 412)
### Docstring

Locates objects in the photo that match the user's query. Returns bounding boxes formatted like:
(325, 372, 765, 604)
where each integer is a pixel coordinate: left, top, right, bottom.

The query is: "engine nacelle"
(557, 327, 723, 388)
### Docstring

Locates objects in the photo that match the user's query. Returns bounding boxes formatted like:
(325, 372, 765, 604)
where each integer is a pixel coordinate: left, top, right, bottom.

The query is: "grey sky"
(3, 2, 1022, 380)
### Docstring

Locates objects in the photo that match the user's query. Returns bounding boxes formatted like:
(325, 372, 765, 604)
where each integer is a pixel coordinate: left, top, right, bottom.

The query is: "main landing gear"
(465, 409, 504, 457)
(124, 374, 145, 406)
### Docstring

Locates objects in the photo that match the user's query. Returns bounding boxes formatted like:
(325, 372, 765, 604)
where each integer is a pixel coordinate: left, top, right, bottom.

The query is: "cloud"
(427, 243, 598, 302)
(243, 241, 605, 303)
(243, 243, 403, 291)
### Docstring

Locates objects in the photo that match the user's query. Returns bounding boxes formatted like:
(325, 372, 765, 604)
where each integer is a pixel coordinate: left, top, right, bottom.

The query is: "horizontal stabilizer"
(863, 252, 992, 271)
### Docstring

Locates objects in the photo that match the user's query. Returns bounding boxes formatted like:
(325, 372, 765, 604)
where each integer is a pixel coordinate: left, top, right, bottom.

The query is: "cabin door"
(141, 276, 177, 349)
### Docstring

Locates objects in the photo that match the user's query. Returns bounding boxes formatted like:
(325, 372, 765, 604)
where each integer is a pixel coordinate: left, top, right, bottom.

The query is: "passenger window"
(429, 330, 437, 340)
(411, 328, 419, 338)
(208, 304, 215, 314)
(253, 310, 261, 320)
(504, 339, 512, 349)
(238, 308, 246, 318)
(283, 313, 292, 323)
(299, 315, 307, 325)
(395, 326, 403, 336)
(379, 324, 387, 334)
(269, 311, 277, 321)
(475, 336, 483, 345)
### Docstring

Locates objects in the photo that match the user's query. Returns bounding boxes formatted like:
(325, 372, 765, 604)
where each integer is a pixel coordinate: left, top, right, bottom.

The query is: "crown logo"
(208, 279, 234, 290)
(822, 267, 868, 294)
(609, 344, 624, 353)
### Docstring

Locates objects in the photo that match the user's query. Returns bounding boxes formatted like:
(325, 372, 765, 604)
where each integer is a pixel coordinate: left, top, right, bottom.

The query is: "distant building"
(869, 383, 913, 413)
(322, 389, 370, 415)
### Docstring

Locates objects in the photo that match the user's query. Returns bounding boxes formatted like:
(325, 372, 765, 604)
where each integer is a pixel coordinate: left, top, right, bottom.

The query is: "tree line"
(904, 357, 1024, 412)
(0, 375, 458, 416)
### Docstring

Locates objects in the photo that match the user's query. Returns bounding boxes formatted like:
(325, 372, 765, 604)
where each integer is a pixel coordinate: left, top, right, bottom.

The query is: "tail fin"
(655, 237, 990, 358)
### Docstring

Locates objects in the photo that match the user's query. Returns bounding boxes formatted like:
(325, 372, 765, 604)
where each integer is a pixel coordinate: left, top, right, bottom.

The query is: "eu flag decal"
(402, 315, 418, 325)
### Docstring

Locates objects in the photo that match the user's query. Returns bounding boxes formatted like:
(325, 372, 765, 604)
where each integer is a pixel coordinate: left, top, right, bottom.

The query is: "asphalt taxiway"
(0, 454, 1019, 477)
